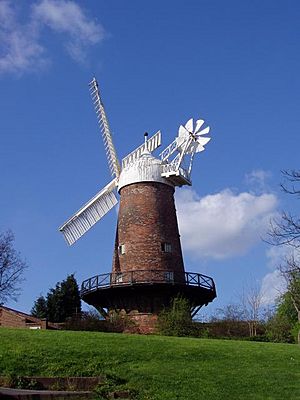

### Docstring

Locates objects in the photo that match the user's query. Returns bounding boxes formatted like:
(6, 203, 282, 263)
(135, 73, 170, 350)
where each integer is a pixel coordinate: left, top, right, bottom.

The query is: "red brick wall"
(0, 307, 43, 329)
(0, 308, 27, 328)
(112, 182, 185, 277)
(127, 312, 158, 334)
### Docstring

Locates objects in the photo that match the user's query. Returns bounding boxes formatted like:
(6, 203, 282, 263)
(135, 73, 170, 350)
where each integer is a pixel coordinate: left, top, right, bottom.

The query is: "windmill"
(59, 78, 216, 333)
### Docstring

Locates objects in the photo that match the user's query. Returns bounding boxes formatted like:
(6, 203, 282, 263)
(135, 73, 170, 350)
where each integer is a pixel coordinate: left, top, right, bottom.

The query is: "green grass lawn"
(0, 328, 299, 399)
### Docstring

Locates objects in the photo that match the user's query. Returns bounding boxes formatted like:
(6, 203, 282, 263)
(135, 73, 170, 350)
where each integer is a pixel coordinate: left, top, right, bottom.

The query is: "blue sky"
(1, 0, 299, 316)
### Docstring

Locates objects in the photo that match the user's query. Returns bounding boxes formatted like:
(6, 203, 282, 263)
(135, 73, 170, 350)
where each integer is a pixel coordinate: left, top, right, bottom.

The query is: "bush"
(6, 375, 41, 390)
(265, 314, 295, 343)
(65, 310, 106, 331)
(157, 296, 193, 336)
(108, 310, 139, 333)
(65, 309, 138, 333)
(291, 322, 300, 343)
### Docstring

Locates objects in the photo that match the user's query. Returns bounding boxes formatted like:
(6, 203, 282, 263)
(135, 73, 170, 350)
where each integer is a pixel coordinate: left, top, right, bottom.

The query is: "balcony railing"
(81, 270, 215, 295)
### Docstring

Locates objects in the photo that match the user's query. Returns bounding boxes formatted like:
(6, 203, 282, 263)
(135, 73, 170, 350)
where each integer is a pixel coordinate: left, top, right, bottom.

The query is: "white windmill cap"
(117, 151, 173, 192)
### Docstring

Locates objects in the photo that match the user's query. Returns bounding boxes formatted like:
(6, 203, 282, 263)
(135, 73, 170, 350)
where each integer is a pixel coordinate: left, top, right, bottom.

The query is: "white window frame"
(118, 244, 125, 255)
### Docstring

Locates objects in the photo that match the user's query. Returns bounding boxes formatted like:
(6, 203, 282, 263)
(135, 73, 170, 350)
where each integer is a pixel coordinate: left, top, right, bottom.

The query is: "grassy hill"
(0, 328, 299, 399)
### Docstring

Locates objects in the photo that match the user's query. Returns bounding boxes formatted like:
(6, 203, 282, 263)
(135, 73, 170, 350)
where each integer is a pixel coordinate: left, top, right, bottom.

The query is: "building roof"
(0, 305, 42, 323)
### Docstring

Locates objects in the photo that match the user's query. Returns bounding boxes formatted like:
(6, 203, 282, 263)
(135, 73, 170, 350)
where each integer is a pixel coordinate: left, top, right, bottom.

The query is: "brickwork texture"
(112, 182, 185, 276)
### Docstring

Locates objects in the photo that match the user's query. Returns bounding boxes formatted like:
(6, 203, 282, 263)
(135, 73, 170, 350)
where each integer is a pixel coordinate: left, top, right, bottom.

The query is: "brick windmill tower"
(59, 78, 216, 332)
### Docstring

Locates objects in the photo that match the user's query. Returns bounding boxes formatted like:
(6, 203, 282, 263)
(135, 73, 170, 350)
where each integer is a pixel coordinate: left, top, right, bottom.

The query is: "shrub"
(65, 309, 138, 333)
(157, 296, 193, 336)
(65, 310, 106, 331)
(265, 314, 294, 343)
(291, 322, 300, 343)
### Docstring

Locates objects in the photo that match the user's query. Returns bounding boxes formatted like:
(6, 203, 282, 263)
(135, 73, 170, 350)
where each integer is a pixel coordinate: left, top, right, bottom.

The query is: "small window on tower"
(164, 271, 174, 282)
(118, 244, 125, 255)
(161, 242, 172, 253)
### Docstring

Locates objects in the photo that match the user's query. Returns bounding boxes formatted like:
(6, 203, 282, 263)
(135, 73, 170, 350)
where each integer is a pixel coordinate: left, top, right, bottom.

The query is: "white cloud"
(260, 233, 300, 304)
(245, 169, 271, 194)
(265, 246, 291, 270)
(0, 0, 105, 74)
(0, 1, 47, 74)
(176, 187, 278, 260)
(260, 270, 286, 305)
(0, 0, 15, 27)
(261, 246, 300, 304)
(32, 0, 105, 62)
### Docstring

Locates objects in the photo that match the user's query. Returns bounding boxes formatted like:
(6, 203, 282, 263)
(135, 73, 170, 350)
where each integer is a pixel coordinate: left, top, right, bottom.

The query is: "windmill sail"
(59, 179, 118, 246)
(89, 78, 121, 178)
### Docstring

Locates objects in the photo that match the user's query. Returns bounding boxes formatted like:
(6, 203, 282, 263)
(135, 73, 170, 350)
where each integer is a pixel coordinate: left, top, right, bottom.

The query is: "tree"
(277, 290, 298, 325)
(265, 313, 294, 343)
(279, 257, 300, 343)
(210, 304, 248, 338)
(31, 295, 47, 319)
(264, 287, 300, 343)
(240, 281, 264, 337)
(0, 231, 28, 304)
(213, 303, 245, 322)
(268, 170, 300, 248)
(60, 274, 82, 319)
(31, 274, 81, 322)
(267, 170, 300, 343)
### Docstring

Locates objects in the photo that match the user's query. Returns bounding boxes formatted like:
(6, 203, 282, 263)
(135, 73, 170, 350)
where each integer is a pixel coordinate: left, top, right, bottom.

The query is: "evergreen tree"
(60, 274, 81, 320)
(31, 274, 81, 323)
(46, 284, 63, 322)
(31, 295, 47, 318)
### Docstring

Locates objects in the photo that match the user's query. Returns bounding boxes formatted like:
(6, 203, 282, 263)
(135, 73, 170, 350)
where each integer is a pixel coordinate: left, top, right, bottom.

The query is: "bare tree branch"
(266, 170, 300, 343)
(280, 170, 300, 197)
(267, 171, 300, 248)
(0, 231, 28, 304)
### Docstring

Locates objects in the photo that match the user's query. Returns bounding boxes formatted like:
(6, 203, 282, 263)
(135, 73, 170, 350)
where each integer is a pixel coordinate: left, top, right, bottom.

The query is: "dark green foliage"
(0, 231, 28, 304)
(284, 268, 300, 343)
(65, 309, 104, 331)
(193, 320, 258, 340)
(66, 310, 138, 333)
(291, 322, 300, 343)
(31, 274, 81, 322)
(31, 295, 47, 319)
(277, 291, 298, 324)
(264, 278, 300, 344)
(207, 304, 251, 338)
(157, 296, 193, 336)
(267, 170, 300, 343)
(46, 284, 62, 322)
(265, 313, 294, 343)
(57, 274, 81, 322)
(107, 311, 139, 333)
